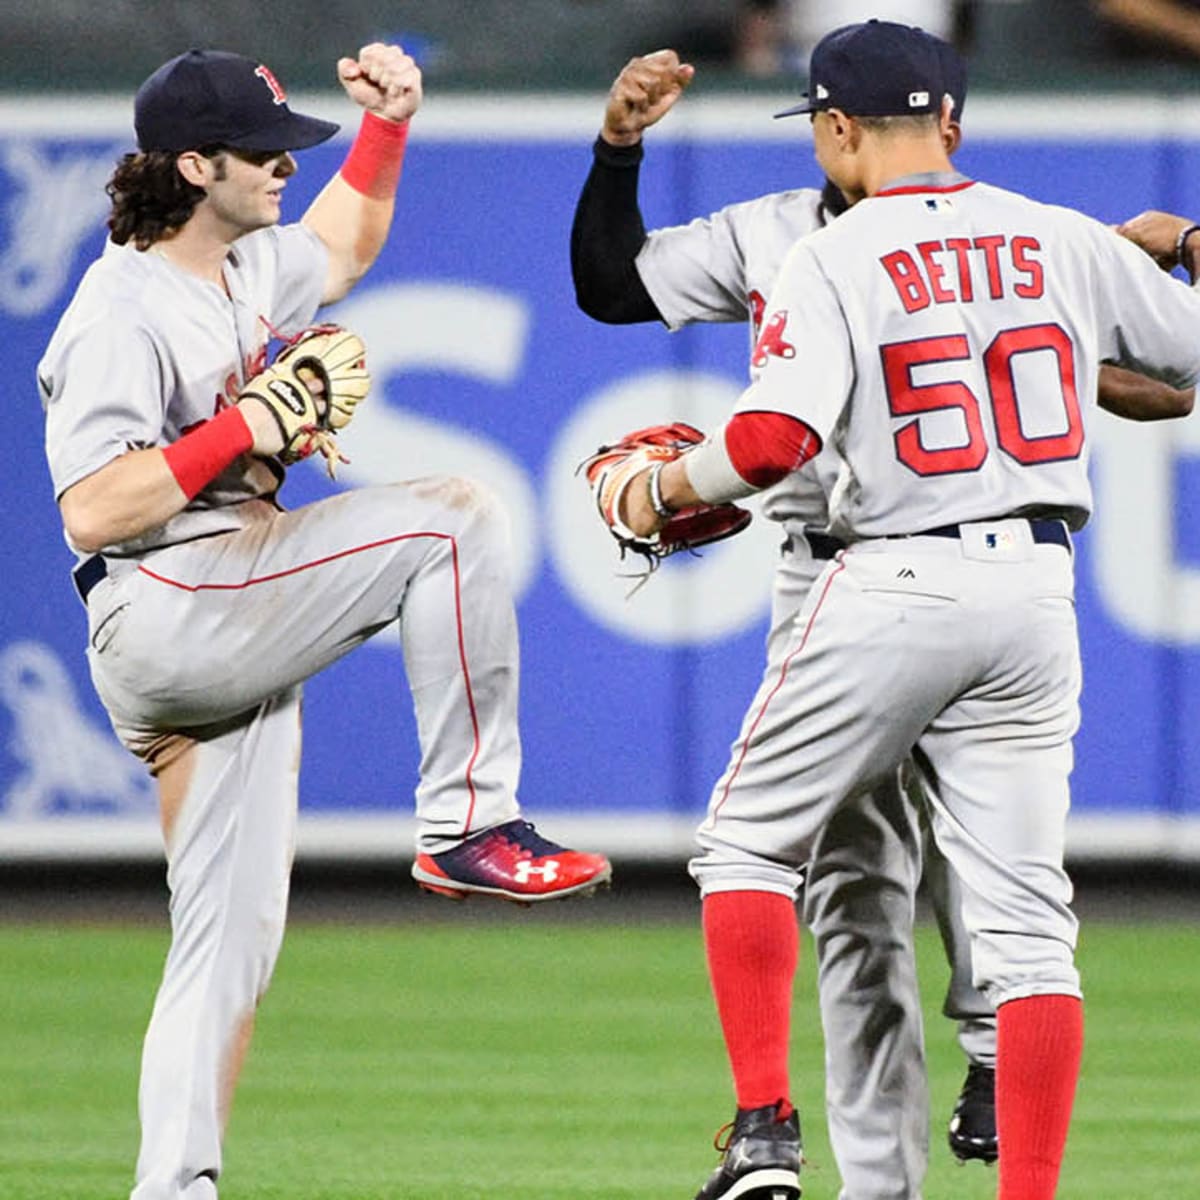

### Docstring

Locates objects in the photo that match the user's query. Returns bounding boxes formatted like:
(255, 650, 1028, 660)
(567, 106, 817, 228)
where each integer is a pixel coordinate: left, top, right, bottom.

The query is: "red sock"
(702, 890, 798, 1114)
(997, 994, 1083, 1200)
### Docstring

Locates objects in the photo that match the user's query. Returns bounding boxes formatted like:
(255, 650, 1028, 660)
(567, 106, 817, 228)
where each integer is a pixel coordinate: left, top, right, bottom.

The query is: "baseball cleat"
(694, 1102, 802, 1200)
(411, 819, 612, 903)
(948, 1063, 998, 1164)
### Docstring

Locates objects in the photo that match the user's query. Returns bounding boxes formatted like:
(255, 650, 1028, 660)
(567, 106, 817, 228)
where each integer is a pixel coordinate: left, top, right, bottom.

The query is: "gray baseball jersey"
(741, 179, 1200, 536)
(40, 225, 326, 559)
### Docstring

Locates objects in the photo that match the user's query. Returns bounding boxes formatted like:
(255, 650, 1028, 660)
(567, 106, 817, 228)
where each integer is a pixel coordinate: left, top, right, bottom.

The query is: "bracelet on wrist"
(1175, 223, 1200, 267)
(647, 460, 675, 519)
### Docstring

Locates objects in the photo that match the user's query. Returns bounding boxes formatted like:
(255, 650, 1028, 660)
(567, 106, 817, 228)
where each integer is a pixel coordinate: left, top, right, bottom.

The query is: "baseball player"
(38, 46, 610, 1200)
(573, 41, 989, 1198)
(575, 39, 1192, 1197)
(590, 20, 1200, 1200)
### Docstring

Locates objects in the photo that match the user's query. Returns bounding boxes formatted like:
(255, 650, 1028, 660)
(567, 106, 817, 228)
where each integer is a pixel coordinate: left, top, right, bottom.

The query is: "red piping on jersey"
(874, 180, 976, 197)
(705, 555, 847, 826)
(137, 531, 484, 836)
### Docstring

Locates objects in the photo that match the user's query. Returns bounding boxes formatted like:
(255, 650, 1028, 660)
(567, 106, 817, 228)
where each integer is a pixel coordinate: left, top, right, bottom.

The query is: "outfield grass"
(1, 914, 1196, 1199)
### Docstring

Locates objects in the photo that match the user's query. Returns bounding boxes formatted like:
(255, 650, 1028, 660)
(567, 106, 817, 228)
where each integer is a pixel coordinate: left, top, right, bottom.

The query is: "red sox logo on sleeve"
(751, 309, 796, 369)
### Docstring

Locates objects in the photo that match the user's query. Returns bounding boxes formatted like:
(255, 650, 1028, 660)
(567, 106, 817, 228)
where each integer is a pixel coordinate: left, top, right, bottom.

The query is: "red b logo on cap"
(255, 64, 287, 105)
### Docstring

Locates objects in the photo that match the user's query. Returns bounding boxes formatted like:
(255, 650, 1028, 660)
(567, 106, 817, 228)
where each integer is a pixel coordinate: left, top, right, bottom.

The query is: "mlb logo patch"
(924, 197, 955, 214)
(985, 530, 1017, 551)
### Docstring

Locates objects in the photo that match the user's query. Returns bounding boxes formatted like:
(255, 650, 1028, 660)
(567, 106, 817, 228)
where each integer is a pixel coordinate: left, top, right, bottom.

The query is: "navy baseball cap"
(134, 50, 340, 153)
(775, 20, 946, 119)
(936, 39, 967, 120)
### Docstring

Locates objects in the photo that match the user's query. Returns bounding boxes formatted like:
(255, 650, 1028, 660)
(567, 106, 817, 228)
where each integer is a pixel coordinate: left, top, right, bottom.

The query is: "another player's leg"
(803, 776, 930, 1200)
(129, 689, 302, 1200)
(686, 554, 944, 1200)
(915, 567, 1084, 1200)
(919, 800, 998, 1165)
(758, 530, 931, 1199)
(695, 881, 804, 1200)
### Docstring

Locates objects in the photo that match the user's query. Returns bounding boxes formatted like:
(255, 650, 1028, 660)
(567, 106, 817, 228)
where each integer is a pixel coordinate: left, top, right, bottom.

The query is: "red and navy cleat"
(411, 819, 612, 903)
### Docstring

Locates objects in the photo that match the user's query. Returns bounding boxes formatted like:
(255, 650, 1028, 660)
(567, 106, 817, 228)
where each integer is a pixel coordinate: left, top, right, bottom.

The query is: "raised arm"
(1093, 0, 1200, 58)
(571, 50, 693, 324)
(303, 43, 422, 304)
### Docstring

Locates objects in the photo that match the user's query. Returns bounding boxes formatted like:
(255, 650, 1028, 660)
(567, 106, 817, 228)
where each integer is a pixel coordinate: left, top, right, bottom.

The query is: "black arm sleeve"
(570, 137, 664, 325)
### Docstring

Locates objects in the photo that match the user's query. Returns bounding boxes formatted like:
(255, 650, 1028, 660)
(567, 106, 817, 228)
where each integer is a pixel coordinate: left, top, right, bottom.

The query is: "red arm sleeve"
(723, 410, 822, 488)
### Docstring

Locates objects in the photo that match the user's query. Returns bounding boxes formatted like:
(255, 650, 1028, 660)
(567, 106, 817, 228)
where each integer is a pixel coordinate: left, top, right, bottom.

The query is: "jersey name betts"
(740, 175, 1200, 539)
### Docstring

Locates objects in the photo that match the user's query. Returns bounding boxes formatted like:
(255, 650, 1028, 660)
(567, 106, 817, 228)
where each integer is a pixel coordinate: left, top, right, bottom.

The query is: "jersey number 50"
(880, 323, 1084, 475)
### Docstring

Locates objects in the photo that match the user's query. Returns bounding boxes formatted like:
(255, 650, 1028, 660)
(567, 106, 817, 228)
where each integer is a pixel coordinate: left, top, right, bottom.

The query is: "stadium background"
(2, 4, 1198, 1197)
(4, 0, 1200, 864)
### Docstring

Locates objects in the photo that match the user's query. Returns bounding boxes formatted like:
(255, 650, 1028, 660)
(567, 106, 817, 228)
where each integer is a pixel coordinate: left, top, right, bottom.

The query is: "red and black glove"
(579, 421, 752, 571)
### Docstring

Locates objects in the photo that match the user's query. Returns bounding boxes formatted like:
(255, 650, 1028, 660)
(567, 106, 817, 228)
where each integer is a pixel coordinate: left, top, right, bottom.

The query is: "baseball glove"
(239, 324, 370, 478)
(579, 421, 752, 580)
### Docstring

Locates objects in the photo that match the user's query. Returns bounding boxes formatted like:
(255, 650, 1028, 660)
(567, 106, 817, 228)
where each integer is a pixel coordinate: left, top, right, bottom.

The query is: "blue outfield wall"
(3, 93, 1200, 861)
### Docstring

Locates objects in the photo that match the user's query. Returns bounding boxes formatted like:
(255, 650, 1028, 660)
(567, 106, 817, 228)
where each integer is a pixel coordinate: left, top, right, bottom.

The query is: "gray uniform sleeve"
(1090, 218, 1200, 389)
(637, 206, 753, 331)
(636, 191, 826, 333)
(42, 311, 165, 499)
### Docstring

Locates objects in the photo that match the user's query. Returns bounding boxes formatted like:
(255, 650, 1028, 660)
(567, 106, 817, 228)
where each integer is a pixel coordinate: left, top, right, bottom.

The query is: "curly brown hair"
(106, 149, 221, 250)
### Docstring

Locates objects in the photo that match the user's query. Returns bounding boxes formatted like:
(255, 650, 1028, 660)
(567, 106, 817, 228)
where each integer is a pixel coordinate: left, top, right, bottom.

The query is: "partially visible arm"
(58, 400, 284, 552)
(302, 43, 422, 304)
(1093, 0, 1200, 57)
(1097, 363, 1195, 420)
(571, 49, 694, 323)
(1115, 208, 1200, 278)
(59, 448, 190, 553)
(620, 411, 821, 538)
(570, 138, 661, 323)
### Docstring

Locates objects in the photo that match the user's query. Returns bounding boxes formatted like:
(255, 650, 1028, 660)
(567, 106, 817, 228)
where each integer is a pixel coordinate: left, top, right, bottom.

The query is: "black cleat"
(948, 1063, 998, 1164)
(695, 1102, 802, 1200)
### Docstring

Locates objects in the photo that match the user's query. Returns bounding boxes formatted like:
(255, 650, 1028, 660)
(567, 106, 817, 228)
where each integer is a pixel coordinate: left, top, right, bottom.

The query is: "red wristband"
(339, 111, 409, 200)
(162, 406, 254, 501)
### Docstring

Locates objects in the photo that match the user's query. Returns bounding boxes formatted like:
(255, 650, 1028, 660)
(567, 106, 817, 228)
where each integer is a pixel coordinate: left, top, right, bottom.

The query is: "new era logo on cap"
(775, 20, 947, 120)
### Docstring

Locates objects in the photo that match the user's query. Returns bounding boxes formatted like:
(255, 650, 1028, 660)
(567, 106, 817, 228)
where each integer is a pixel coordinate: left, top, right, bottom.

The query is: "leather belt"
(898, 518, 1071, 551)
(72, 554, 108, 603)
(798, 518, 1070, 563)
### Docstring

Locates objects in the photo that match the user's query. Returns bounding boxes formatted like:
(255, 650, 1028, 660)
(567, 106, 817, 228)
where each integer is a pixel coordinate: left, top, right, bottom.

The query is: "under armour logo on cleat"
(897, 567, 916, 578)
(514, 860, 560, 883)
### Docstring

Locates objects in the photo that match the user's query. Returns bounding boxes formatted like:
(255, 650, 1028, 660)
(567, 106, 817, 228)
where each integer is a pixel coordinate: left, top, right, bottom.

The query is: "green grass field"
(1, 913, 1196, 1199)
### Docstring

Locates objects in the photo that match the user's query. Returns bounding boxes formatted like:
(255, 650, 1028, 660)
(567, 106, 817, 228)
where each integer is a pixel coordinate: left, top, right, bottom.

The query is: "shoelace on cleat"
(501, 820, 567, 858)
